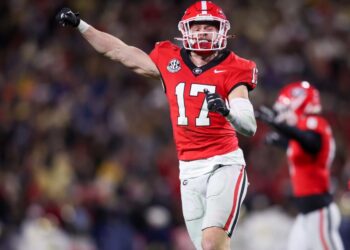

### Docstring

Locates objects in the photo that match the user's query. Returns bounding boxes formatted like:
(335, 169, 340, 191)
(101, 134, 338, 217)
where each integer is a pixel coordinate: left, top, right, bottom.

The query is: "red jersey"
(149, 41, 257, 160)
(287, 115, 335, 197)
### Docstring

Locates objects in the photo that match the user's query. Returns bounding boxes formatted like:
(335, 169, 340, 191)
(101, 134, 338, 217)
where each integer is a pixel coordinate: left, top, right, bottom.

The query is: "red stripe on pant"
(320, 209, 330, 250)
(224, 167, 244, 232)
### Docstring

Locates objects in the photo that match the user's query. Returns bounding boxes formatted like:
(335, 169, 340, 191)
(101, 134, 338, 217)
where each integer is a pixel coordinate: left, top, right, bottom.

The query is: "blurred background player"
(255, 81, 344, 250)
(56, 1, 258, 249)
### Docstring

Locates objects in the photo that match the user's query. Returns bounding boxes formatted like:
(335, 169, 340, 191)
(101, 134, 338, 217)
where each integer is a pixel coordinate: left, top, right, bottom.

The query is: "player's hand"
(56, 8, 80, 28)
(204, 89, 230, 116)
(255, 106, 276, 124)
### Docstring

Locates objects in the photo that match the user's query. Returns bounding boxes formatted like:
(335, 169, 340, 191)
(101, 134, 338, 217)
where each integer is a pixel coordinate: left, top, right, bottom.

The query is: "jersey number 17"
(175, 82, 216, 127)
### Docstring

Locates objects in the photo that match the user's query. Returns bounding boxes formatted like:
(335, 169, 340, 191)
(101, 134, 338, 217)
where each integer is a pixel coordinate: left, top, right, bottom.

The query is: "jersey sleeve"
(149, 42, 161, 66)
(225, 60, 258, 94)
(149, 40, 175, 67)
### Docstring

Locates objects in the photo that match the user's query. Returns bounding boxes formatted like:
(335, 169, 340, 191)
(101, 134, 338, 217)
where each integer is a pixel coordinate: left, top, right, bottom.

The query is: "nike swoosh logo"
(214, 69, 226, 73)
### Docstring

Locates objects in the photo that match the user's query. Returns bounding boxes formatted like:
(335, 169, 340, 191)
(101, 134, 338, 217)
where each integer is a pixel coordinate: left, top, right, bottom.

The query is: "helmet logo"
(291, 88, 306, 99)
(167, 59, 181, 73)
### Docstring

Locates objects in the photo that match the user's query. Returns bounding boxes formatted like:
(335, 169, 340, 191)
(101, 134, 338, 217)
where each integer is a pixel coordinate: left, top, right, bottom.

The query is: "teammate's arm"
(205, 85, 256, 137)
(272, 123, 322, 154)
(56, 8, 160, 79)
(255, 106, 322, 154)
(265, 132, 289, 150)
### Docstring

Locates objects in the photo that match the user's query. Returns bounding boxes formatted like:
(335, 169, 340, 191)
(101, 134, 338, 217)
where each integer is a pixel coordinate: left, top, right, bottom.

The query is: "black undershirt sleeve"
(272, 122, 322, 154)
(267, 132, 289, 150)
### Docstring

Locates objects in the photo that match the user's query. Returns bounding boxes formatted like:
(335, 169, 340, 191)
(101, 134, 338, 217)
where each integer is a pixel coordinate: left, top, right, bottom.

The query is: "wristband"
(78, 20, 90, 33)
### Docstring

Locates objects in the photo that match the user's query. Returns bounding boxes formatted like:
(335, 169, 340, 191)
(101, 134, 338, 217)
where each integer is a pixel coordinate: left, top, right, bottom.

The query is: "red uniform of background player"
(57, 1, 258, 249)
(288, 114, 335, 197)
(256, 81, 344, 250)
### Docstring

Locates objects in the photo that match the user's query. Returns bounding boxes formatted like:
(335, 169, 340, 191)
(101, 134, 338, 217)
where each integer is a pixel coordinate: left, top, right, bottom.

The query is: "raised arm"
(56, 8, 160, 79)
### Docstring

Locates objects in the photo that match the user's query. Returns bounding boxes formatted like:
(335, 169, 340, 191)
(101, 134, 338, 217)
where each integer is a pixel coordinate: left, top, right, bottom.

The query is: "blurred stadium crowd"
(0, 0, 349, 249)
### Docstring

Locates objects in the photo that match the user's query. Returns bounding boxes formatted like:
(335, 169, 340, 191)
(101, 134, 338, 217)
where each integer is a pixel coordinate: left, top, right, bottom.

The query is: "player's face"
(189, 23, 219, 41)
(188, 22, 220, 51)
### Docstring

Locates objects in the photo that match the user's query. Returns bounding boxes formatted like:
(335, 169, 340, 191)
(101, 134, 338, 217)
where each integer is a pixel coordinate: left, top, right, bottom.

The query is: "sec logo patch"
(167, 59, 181, 73)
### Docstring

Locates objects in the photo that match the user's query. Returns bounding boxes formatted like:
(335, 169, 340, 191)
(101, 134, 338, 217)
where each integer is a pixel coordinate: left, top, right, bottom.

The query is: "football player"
(256, 81, 344, 250)
(56, 1, 258, 249)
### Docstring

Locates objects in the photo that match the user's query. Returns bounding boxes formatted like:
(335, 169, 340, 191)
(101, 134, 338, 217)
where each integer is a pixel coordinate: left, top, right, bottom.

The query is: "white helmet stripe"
(201, 1, 208, 14)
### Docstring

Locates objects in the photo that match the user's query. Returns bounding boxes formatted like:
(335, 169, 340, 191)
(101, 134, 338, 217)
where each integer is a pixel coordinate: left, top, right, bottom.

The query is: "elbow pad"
(226, 98, 257, 136)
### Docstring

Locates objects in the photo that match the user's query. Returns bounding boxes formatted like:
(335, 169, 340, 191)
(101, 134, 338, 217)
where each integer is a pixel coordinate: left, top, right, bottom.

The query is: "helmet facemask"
(273, 97, 299, 126)
(176, 1, 231, 52)
(177, 18, 230, 51)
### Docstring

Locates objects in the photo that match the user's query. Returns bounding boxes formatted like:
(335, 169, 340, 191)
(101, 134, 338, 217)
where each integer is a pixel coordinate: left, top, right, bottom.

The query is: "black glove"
(255, 106, 276, 125)
(56, 8, 80, 27)
(204, 89, 230, 116)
